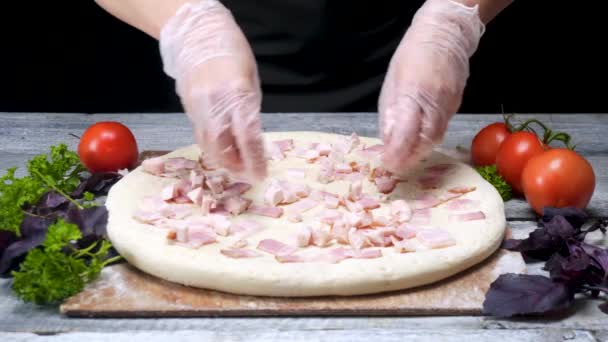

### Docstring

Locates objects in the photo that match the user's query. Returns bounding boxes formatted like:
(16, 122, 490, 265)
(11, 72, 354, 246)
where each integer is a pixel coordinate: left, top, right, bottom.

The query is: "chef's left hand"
(378, 0, 485, 175)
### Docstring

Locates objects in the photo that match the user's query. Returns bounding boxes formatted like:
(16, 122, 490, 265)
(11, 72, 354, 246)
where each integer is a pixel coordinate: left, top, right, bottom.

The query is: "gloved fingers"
(230, 92, 267, 182)
(381, 95, 424, 174)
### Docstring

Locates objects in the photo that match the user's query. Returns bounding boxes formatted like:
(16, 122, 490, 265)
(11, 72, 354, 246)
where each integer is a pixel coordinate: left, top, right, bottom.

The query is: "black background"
(0, 1, 606, 114)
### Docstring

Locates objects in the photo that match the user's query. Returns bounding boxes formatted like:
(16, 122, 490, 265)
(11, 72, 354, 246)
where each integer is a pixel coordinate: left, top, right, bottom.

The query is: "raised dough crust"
(106, 131, 506, 297)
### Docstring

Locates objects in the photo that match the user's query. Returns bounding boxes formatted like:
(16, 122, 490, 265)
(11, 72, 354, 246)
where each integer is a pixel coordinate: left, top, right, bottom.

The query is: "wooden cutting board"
(60, 235, 525, 318)
(60, 151, 526, 317)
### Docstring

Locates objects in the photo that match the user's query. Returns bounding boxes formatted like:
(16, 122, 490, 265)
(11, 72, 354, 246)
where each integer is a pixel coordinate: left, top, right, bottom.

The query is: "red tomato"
(495, 131, 545, 194)
(522, 149, 595, 215)
(78, 122, 139, 173)
(471, 122, 511, 166)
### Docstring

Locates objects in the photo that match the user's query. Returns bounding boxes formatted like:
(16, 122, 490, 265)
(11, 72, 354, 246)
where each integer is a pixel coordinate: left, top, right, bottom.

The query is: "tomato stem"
(511, 118, 575, 150)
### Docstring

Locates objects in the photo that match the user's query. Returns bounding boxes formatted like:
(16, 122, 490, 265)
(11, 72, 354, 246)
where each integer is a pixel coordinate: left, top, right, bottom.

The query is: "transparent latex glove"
(159, 0, 266, 181)
(378, 0, 485, 176)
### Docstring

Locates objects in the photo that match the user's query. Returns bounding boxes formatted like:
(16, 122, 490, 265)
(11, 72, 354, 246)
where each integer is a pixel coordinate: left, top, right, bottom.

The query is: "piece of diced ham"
(416, 229, 456, 249)
(370, 167, 392, 180)
(189, 170, 205, 188)
(187, 187, 204, 205)
(410, 208, 431, 225)
(448, 211, 486, 222)
(317, 158, 335, 184)
(247, 204, 283, 218)
(390, 199, 412, 223)
(282, 181, 311, 198)
(267, 141, 285, 160)
(132, 210, 164, 224)
(201, 194, 217, 215)
(223, 182, 252, 197)
(287, 168, 307, 179)
(273, 139, 294, 152)
(311, 226, 332, 247)
(358, 196, 380, 210)
(348, 228, 369, 250)
(264, 181, 285, 206)
(257, 239, 298, 256)
(231, 239, 248, 248)
(446, 199, 480, 211)
(448, 186, 477, 194)
(348, 180, 363, 201)
(335, 163, 353, 174)
(395, 224, 419, 239)
(330, 220, 350, 244)
(205, 175, 226, 195)
(345, 248, 383, 259)
(224, 196, 252, 215)
(297, 149, 321, 163)
(221, 248, 262, 258)
(161, 183, 178, 201)
(285, 198, 319, 216)
(344, 199, 364, 213)
(186, 224, 217, 247)
(323, 195, 341, 209)
(207, 214, 232, 236)
(375, 176, 398, 194)
(414, 193, 440, 209)
(317, 209, 343, 224)
(164, 157, 198, 172)
(391, 236, 417, 253)
(359, 229, 386, 247)
(371, 215, 389, 227)
(357, 144, 384, 158)
(316, 143, 332, 156)
(295, 225, 312, 247)
(141, 156, 165, 175)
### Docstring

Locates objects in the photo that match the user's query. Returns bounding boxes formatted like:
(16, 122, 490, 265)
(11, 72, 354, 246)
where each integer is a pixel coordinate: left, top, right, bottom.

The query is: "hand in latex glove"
(159, 0, 266, 181)
(378, 0, 485, 175)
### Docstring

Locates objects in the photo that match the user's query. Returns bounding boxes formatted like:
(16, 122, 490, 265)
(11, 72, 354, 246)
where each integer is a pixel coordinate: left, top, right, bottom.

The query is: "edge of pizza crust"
(106, 131, 506, 297)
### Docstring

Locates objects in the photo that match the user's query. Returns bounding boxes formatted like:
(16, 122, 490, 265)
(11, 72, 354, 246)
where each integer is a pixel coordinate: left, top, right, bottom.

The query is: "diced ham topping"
(391, 236, 417, 253)
(231, 239, 248, 248)
(187, 187, 203, 205)
(330, 220, 350, 244)
(374, 177, 398, 194)
(295, 225, 312, 247)
(223, 182, 252, 197)
(224, 196, 252, 215)
(164, 157, 198, 172)
(221, 248, 262, 258)
(268, 141, 285, 160)
(345, 248, 382, 259)
(141, 156, 165, 175)
(390, 199, 412, 223)
(286, 198, 319, 214)
(264, 181, 285, 206)
(208, 214, 232, 236)
(247, 204, 283, 218)
(348, 228, 369, 250)
(316, 143, 332, 156)
(317, 209, 343, 224)
(448, 211, 486, 222)
(446, 199, 480, 211)
(348, 180, 363, 201)
(395, 224, 419, 239)
(186, 224, 217, 247)
(273, 139, 294, 152)
(257, 239, 298, 256)
(355, 196, 380, 210)
(324, 195, 341, 209)
(416, 229, 456, 249)
(414, 193, 440, 209)
(448, 186, 477, 194)
(335, 163, 353, 174)
(205, 175, 226, 195)
(410, 208, 431, 225)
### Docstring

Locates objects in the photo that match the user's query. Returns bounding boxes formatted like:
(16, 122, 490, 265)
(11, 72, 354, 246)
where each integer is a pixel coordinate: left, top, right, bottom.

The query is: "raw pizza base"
(106, 131, 506, 297)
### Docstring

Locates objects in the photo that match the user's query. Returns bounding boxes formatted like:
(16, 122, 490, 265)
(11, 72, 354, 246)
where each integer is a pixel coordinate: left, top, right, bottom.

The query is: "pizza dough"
(105, 131, 506, 297)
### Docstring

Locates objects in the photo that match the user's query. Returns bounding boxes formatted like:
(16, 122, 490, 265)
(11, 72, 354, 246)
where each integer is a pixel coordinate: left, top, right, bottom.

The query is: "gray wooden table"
(0, 113, 606, 342)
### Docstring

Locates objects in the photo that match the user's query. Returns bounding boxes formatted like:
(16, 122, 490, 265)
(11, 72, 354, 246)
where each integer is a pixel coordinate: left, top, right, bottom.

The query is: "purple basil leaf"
(61, 203, 109, 248)
(0, 215, 56, 276)
(548, 243, 593, 285)
(600, 302, 608, 314)
(541, 207, 588, 229)
(71, 172, 122, 198)
(580, 243, 608, 278)
(483, 273, 574, 317)
(0, 231, 17, 258)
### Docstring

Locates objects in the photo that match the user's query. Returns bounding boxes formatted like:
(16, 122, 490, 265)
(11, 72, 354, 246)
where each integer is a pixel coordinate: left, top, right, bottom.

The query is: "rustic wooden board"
(59, 232, 526, 318)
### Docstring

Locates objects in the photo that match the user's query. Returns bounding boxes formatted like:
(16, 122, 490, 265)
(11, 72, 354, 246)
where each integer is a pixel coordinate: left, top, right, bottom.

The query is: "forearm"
(457, 0, 514, 24)
(94, 0, 195, 39)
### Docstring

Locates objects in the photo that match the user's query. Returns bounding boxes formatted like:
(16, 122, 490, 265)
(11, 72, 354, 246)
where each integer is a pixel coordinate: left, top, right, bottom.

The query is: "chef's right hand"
(159, 0, 267, 182)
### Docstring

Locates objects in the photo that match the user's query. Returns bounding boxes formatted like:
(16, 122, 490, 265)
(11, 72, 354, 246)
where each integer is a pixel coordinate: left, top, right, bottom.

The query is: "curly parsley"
(475, 165, 513, 201)
(11, 219, 120, 305)
(0, 144, 83, 235)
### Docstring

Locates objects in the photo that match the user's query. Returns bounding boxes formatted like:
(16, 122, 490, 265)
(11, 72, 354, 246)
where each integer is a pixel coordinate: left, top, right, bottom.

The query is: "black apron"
(221, 0, 424, 112)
